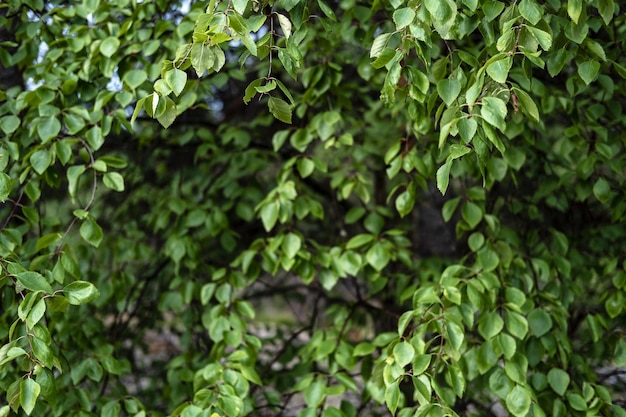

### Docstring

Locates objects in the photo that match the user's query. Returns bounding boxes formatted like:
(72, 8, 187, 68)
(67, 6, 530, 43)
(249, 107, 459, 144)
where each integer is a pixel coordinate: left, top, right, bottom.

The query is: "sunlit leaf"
(20, 378, 41, 416)
(64, 281, 100, 305)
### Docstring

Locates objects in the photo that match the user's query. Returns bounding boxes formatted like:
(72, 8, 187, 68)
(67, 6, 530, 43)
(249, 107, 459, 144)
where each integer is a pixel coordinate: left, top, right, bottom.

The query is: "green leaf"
(30, 149, 52, 175)
(268, 97, 292, 124)
(465, 75, 484, 106)
(393, 7, 416, 30)
(372, 48, 398, 69)
(486, 56, 512, 83)
(412, 354, 432, 377)
(397, 310, 414, 336)
(512, 88, 540, 122)
(297, 158, 315, 178)
(80, 217, 104, 247)
(244, 79, 263, 104)
(240, 365, 262, 385)
(597, 0, 615, 24)
(131, 97, 146, 123)
(103, 172, 125, 192)
(613, 61, 626, 79)
(72, 209, 89, 220)
(496, 29, 516, 52)
(339, 251, 362, 276)
(0, 172, 12, 202)
(567, 393, 588, 411)
(478, 311, 504, 340)
(505, 287, 526, 307)
(200, 283, 216, 305)
(354, 342, 376, 356)
(468, 232, 485, 251)
(505, 362, 525, 385)
(135, 77, 162, 103)
(317, 0, 337, 21)
(1, 347, 28, 367)
(36, 233, 62, 251)
(164, 68, 187, 96)
(449, 143, 472, 161)
(86, 126, 104, 151)
(458, 116, 477, 143)
(233, 0, 248, 14)
(31, 336, 54, 368)
(614, 339, 626, 366)
(20, 378, 41, 416)
(55, 140, 72, 165)
(37, 117, 61, 143)
(346, 234, 374, 249)
(370, 33, 392, 58)
(414, 286, 441, 306)
(15, 271, 53, 293)
(437, 78, 462, 107)
(584, 39, 606, 61)
(436, 160, 452, 195)
(424, 0, 455, 24)
(462, 201, 482, 229)
(25, 296, 46, 329)
(66, 165, 85, 200)
(268, 131, 288, 153)
(548, 368, 570, 396)
(446, 321, 465, 352)
(0, 115, 21, 134)
(255, 80, 277, 93)
(99, 37, 120, 58)
(443, 285, 461, 305)
(518, 0, 543, 25)
(157, 97, 177, 128)
(498, 333, 517, 359)
(528, 26, 552, 50)
(276, 79, 295, 105)
(366, 242, 390, 272)
(442, 197, 460, 221)
(289, 126, 311, 155)
(334, 373, 357, 392)
(64, 281, 100, 305)
(260, 201, 279, 231)
(190, 43, 216, 77)
(276, 13, 292, 39)
(282, 233, 302, 259)
(578, 61, 600, 85)
(593, 178, 610, 203)
(393, 341, 415, 368)
(102, 400, 121, 417)
(385, 380, 401, 414)
(567, 0, 582, 23)
(439, 119, 454, 149)
(506, 385, 532, 417)
(605, 293, 622, 318)
(122, 69, 147, 89)
(26, 298, 46, 329)
(462, 0, 478, 11)
(235, 28, 258, 56)
(480, 96, 507, 131)
(487, 157, 507, 181)
(64, 113, 86, 134)
(483, 1, 504, 21)
(528, 308, 553, 337)
(547, 51, 567, 77)
(506, 311, 528, 339)
(303, 380, 325, 407)
(395, 188, 415, 217)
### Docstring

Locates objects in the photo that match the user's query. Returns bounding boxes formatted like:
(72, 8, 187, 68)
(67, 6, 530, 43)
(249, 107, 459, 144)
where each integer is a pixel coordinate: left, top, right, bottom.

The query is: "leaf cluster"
(1, 0, 626, 416)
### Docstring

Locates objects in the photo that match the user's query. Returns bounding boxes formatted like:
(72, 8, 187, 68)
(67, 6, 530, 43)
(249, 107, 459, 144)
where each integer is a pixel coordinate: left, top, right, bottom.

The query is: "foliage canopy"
(1, 0, 626, 416)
